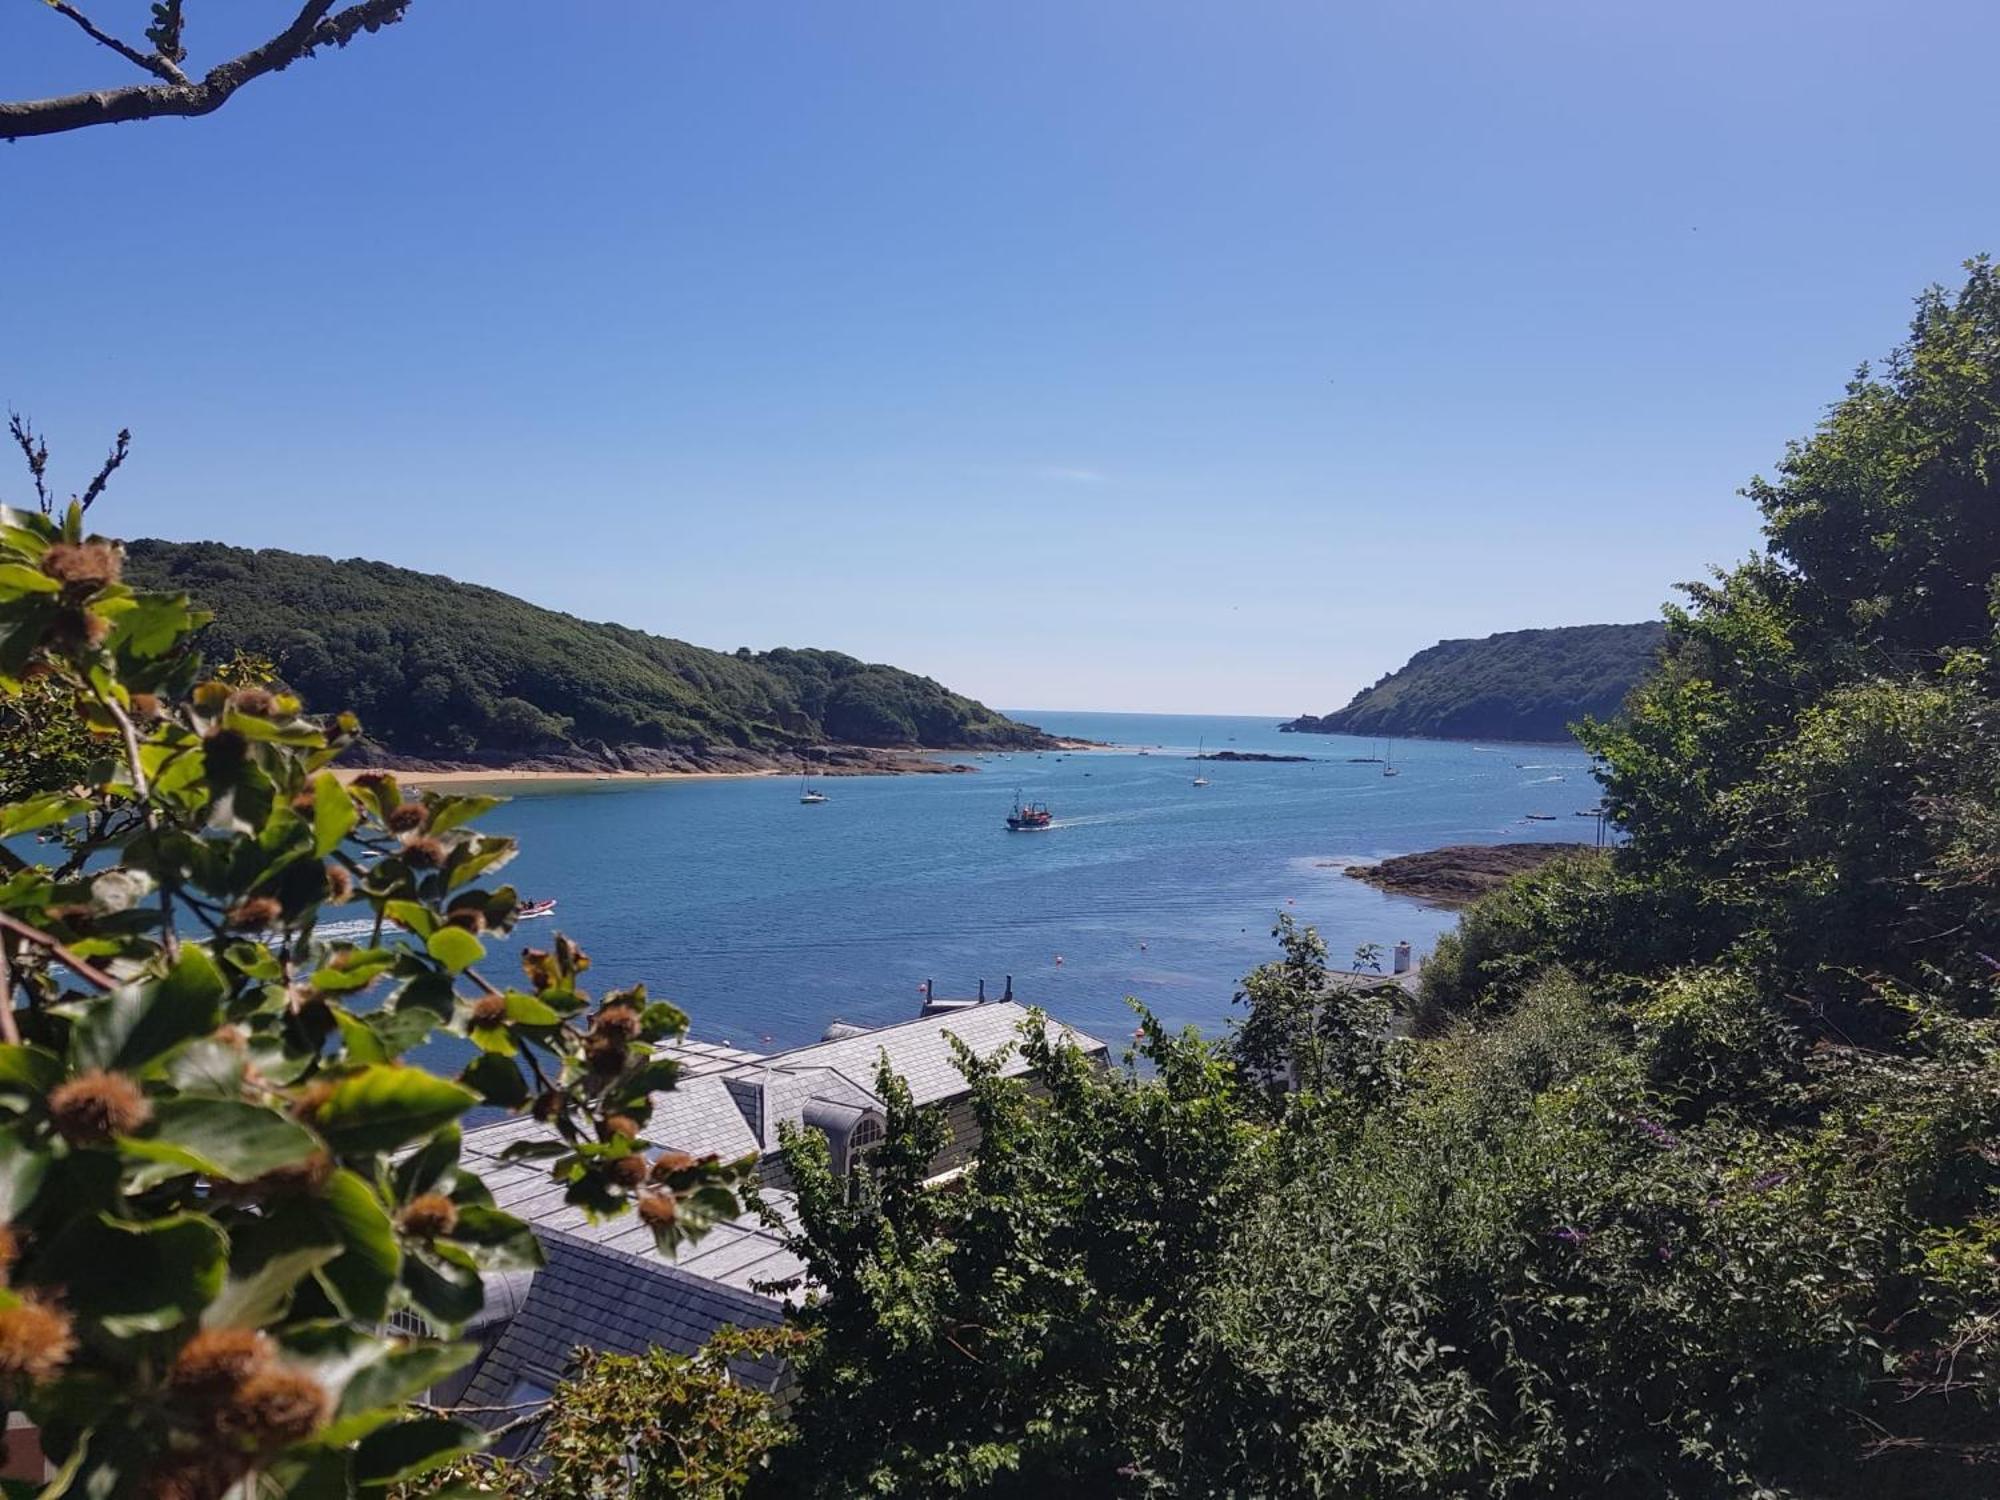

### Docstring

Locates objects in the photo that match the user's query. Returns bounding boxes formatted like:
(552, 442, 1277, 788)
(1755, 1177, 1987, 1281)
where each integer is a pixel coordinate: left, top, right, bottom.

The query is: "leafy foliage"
(0, 494, 752, 1497)
(410, 1330, 804, 1499)
(1283, 621, 1666, 743)
(768, 261, 2000, 1498)
(122, 541, 1050, 763)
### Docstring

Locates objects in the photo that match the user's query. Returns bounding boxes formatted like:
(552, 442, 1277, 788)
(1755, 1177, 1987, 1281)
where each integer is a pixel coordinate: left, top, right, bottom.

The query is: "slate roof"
(459, 1117, 808, 1297)
(459, 1225, 787, 1427)
(743, 1001, 1108, 1107)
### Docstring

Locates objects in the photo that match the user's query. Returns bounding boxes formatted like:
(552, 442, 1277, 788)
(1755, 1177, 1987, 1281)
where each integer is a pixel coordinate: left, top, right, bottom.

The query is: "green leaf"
(353, 1415, 485, 1487)
(0, 1133, 47, 1221)
(0, 562, 60, 597)
(334, 1008, 390, 1065)
(313, 1066, 476, 1155)
(400, 1248, 483, 1332)
(392, 1124, 460, 1201)
(314, 1169, 402, 1325)
(425, 926, 484, 974)
(383, 899, 435, 938)
(311, 771, 356, 856)
(0, 1044, 63, 1093)
(445, 1205, 544, 1273)
(459, 1052, 528, 1110)
(331, 1341, 478, 1439)
(66, 1212, 226, 1334)
(203, 1243, 341, 1330)
(422, 795, 500, 837)
(164, 1036, 249, 1097)
(66, 946, 225, 1073)
(121, 1097, 320, 1182)
(503, 991, 560, 1026)
(0, 792, 90, 838)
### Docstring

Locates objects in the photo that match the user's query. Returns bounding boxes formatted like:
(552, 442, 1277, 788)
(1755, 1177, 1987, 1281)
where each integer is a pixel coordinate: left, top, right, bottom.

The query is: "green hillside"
(1282, 621, 1666, 742)
(122, 540, 1050, 764)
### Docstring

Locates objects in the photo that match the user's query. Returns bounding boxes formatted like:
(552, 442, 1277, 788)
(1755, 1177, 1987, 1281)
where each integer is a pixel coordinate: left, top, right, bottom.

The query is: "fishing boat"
(518, 898, 557, 919)
(1005, 794, 1053, 831)
(1192, 736, 1210, 787)
(799, 747, 828, 804)
(1524, 813, 1557, 821)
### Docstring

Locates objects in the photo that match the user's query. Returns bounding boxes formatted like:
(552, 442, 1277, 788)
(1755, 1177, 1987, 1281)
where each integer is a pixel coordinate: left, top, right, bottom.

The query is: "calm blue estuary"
(430, 712, 1603, 1057)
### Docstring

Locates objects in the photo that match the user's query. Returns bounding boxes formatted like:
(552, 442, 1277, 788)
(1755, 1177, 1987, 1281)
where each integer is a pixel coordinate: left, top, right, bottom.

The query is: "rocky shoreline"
(339, 736, 1103, 779)
(1341, 842, 1600, 907)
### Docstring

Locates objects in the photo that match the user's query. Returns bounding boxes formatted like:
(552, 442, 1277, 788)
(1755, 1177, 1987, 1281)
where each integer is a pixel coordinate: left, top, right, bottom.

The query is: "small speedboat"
(518, 899, 557, 919)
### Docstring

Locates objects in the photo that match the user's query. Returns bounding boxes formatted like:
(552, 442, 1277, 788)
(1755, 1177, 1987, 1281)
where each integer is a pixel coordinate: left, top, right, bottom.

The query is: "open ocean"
(406, 712, 1605, 1061)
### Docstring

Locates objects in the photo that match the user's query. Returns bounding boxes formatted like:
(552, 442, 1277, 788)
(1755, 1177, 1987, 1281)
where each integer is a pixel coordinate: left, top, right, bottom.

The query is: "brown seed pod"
(650, 1149, 697, 1182)
(396, 1193, 459, 1239)
(582, 1032, 628, 1075)
(40, 540, 121, 589)
(48, 1069, 152, 1143)
(226, 896, 284, 931)
(214, 1367, 330, 1449)
(0, 1297, 75, 1383)
(129, 692, 161, 719)
(385, 802, 428, 833)
(137, 1451, 242, 1500)
(604, 1114, 642, 1141)
(244, 1151, 333, 1200)
(637, 1191, 679, 1229)
(288, 1080, 337, 1123)
(169, 1328, 272, 1401)
(323, 862, 353, 902)
(400, 835, 447, 869)
(227, 689, 276, 718)
(469, 994, 509, 1028)
(592, 1004, 643, 1042)
(0, 1224, 15, 1283)
(531, 1089, 563, 1123)
(608, 1154, 650, 1189)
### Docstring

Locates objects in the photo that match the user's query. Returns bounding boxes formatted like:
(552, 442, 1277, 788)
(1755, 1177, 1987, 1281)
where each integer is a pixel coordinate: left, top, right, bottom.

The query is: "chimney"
(1393, 941, 1412, 975)
(977, 977, 986, 1001)
(1003, 974, 1013, 1002)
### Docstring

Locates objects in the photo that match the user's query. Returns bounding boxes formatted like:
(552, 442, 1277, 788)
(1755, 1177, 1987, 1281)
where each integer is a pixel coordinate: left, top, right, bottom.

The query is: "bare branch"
(8, 413, 52, 514)
(0, 912, 118, 992)
(46, 1, 190, 86)
(77, 429, 131, 514)
(1, 0, 414, 141)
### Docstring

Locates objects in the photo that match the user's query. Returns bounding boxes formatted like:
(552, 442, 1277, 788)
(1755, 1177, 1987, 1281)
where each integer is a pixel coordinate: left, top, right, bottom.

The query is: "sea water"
(438, 712, 1602, 1059)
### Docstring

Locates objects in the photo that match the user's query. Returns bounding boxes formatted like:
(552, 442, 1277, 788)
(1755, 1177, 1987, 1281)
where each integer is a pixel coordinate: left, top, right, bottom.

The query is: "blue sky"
(3, 1, 1995, 714)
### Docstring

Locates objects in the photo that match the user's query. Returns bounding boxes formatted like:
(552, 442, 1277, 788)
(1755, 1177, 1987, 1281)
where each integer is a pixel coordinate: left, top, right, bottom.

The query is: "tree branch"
(46, 2, 190, 86)
(1, 0, 413, 141)
(8, 414, 51, 514)
(77, 428, 131, 514)
(0, 912, 117, 992)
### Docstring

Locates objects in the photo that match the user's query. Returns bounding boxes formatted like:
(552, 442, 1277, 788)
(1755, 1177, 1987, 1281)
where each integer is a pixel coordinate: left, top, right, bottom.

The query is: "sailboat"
(1192, 736, 1210, 786)
(799, 747, 828, 804)
(1382, 739, 1400, 778)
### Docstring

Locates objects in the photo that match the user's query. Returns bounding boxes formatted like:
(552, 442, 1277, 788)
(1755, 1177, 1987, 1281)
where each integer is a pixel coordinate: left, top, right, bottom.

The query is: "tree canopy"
(122, 540, 1050, 765)
(756, 260, 2000, 1499)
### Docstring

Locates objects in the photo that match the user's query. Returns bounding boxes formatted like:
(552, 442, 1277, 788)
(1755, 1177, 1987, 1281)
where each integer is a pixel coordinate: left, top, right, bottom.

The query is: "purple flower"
(1656, 1244, 1676, 1262)
(1750, 1169, 1790, 1193)
(1634, 1116, 1681, 1150)
(1552, 1226, 1587, 1247)
(1977, 951, 2000, 972)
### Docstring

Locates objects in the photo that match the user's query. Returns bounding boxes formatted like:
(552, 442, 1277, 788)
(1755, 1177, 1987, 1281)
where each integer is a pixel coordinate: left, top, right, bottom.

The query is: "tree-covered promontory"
(121, 540, 1052, 769)
(1283, 620, 1667, 743)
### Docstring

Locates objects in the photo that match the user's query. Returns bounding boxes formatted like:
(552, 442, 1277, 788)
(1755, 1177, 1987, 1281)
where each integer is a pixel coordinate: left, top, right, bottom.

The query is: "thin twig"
(77, 429, 131, 513)
(45, 2, 189, 84)
(0, 912, 116, 991)
(0, 934, 19, 1046)
(7, 414, 51, 514)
